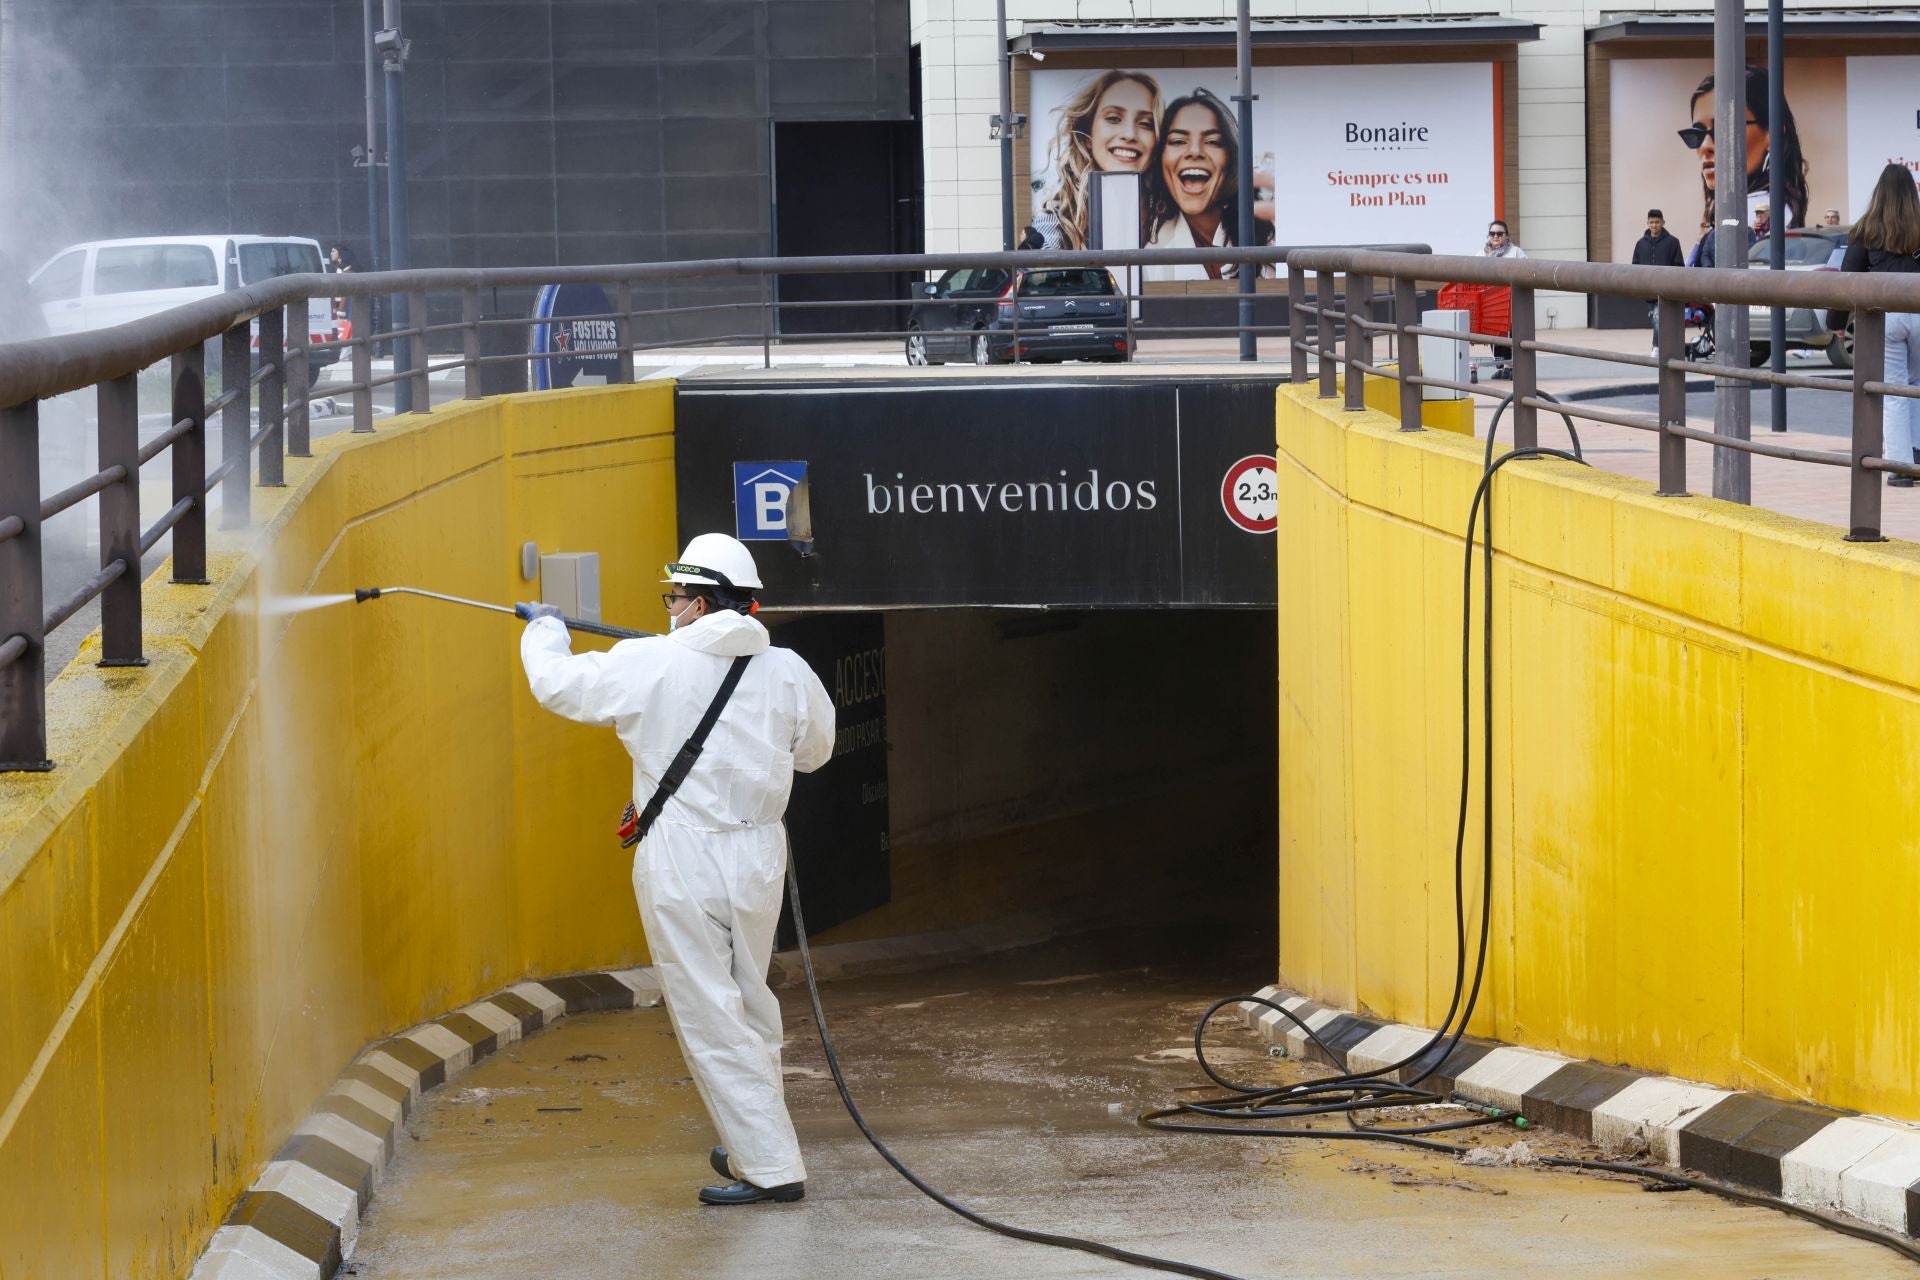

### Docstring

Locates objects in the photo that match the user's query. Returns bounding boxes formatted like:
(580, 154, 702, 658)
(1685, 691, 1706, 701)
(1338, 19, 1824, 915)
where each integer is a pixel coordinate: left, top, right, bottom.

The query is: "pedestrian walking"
(519, 533, 837, 1203)
(326, 244, 355, 322)
(1631, 208, 1686, 352)
(1482, 221, 1524, 379)
(1831, 164, 1920, 487)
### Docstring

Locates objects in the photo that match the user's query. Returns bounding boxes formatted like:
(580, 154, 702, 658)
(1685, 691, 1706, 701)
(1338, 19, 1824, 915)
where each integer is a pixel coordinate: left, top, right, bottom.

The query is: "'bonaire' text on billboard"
(1025, 62, 1497, 264)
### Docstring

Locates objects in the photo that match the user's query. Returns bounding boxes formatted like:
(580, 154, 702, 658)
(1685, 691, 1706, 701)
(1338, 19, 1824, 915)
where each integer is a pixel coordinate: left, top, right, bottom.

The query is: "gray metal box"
(1419, 310, 1471, 401)
(540, 552, 602, 623)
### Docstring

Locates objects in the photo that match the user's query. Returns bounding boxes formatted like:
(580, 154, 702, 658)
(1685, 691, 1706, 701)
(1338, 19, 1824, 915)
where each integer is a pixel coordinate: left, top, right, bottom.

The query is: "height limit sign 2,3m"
(1220, 455, 1278, 534)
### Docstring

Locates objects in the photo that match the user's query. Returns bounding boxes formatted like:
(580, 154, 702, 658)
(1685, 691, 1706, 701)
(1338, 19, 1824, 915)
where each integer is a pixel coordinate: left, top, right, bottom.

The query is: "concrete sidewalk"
(345, 930, 1907, 1279)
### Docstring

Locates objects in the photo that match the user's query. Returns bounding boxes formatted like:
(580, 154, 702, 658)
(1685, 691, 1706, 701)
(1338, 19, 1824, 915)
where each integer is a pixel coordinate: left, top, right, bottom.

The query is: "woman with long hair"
(1141, 88, 1275, 281)
(1024, 70, 1160, 252)
(1680, 65, 1809, 267)
(1832, 164, 1920, 485)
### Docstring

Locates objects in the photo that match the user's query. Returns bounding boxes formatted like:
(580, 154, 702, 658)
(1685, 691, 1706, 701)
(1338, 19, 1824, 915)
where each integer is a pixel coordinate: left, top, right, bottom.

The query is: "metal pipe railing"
(1287, 246, 1920, 552)
(0, 244, 1414, 772)
(8, 240, 1920, 774)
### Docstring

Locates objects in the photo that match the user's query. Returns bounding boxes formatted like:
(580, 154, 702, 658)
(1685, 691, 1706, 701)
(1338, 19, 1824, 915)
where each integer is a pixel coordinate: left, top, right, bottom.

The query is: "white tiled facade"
(911, 0, 1919, 321)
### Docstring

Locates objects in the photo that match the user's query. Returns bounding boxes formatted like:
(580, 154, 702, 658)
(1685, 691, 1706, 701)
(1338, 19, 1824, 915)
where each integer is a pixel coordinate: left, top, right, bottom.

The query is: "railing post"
(1393, 277, 1422, 432)
(284, 301, 311, 456)
(613, 282, 635, 385)
(96, 373, 145, 667)
(1655, 298, 1688, 496)
(462, 288, 483, 400)
(409, 291, 431, 413)
(257, 305, 285, 487)
(351, 295, 374, 433)
(1316, 270, 1337, 400)
(1847, 308, 1888, 543)
(1287, 266, 1307, 386)
(1017, 278, 1029, 365)
(0, 400, 52, 770)
(760, 272, 773, 370)
(170, 346, 209, 584)
(221, 322, 251, 528)
(1344, 271, 1370, 412)
(1511, 287, 1537, 452)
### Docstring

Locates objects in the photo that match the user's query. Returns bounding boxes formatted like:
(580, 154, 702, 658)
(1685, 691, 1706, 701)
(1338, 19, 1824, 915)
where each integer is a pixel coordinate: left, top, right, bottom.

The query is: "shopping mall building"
(914, 0, 1920, 325)
(5, 1, 1919, 331)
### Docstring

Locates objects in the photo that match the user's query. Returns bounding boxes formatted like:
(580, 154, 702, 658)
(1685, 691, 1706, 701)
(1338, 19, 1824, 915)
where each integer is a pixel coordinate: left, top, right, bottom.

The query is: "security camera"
(373, 26, 410, 61)
(1029, 49, 1046, 61)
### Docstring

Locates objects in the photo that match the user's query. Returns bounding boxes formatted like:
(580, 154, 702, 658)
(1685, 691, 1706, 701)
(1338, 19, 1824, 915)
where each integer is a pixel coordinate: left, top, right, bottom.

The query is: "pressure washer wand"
(353, 586, 649, 640)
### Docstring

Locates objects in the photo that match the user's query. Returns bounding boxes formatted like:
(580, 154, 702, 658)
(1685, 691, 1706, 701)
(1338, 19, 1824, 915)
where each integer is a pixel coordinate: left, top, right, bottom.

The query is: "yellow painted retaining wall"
(1277, 382, 1920, 1121)
(0, 383, 676, 1279)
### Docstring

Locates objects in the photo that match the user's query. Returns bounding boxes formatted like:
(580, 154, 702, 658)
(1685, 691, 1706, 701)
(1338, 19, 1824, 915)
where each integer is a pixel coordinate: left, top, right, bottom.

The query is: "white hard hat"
(663, 532, 763, 591)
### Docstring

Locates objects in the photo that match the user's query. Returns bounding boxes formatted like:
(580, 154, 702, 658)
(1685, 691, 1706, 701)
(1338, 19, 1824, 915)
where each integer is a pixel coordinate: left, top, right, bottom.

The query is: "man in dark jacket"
(1631, 209, 1685, 350)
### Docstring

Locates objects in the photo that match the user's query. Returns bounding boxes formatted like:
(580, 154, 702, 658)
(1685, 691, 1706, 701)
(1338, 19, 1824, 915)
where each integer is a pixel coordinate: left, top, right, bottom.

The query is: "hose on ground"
(1148, 423, 1920, 1267)
(786, 850, 1254, 1280)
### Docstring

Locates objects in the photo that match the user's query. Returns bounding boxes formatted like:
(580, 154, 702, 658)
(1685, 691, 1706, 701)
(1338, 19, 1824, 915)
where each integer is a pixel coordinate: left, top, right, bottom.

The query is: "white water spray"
(260, 593, 356, 618)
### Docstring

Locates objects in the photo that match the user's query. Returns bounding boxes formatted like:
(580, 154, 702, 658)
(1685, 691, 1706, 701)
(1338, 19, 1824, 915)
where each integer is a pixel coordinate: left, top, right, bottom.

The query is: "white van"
(29, 235, 340, 383)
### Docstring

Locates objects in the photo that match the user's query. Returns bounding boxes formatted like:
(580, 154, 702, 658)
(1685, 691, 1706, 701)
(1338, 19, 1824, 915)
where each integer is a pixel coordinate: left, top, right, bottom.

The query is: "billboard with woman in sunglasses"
(1606, 58, 1849, 265)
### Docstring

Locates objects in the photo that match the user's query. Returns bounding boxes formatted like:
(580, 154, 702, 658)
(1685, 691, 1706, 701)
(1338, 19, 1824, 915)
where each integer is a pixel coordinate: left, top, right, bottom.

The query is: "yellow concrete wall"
(1276, 382, 1920, 1121)
(0, 382, 676, 1279)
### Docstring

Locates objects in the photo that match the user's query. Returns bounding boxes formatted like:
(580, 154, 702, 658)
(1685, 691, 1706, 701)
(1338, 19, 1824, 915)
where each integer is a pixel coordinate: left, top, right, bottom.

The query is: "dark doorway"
(772, 118, 923, 336)
(785, 607, 1278, 956)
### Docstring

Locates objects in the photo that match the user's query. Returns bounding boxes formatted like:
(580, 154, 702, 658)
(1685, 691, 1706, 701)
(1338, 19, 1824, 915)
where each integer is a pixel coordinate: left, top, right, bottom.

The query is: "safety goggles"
(1677, 118, 1756, 150)
(661, 592, 696, 609)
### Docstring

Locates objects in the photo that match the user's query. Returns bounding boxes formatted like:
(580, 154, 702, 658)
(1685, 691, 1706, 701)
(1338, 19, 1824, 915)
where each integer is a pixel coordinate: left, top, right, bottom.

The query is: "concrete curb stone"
(1237, 985, 1920, 1239)
(186, 967, 664, 1280)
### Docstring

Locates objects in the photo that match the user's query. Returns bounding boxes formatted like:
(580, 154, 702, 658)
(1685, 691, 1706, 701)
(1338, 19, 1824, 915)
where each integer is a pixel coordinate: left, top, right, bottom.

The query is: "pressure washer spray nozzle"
(354, 587, 382, 603)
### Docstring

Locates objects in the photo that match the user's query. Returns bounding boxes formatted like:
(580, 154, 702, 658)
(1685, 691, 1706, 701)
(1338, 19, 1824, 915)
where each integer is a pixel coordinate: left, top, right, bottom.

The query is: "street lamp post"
(1234, 0, 1256, 361)
(996, 0, 1015, 252)
(1711, 0, 1751, 502)
(378, 0, 412, 412)
(1767, 0, 1787, 433)
(362, 0, 382, 279)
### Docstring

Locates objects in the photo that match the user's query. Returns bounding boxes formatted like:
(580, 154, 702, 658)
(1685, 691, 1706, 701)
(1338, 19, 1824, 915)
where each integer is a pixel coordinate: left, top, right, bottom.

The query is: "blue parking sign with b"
(734, 462, 806, 541)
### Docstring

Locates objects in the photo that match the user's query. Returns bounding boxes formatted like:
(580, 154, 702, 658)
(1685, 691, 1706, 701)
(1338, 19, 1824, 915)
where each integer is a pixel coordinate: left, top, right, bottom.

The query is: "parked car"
(29, 235, 341, 384)
(1745, 227, 1852, 368)
(905, 266, 1130, 366)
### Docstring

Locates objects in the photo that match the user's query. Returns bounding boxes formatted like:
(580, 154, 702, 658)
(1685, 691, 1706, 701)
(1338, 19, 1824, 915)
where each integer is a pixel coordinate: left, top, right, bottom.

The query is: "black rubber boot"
(710, 1146, 731, 1179)
(698, 1179, 805, 1205)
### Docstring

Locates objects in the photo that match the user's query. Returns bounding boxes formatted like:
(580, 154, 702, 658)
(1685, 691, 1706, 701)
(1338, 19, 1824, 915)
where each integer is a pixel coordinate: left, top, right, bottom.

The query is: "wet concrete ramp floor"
(347, 930, 1908, 1279)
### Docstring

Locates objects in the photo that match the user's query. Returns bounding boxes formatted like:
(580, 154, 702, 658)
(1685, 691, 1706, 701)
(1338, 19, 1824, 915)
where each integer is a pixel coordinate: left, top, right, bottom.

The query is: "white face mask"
(669, 598, 697, 632)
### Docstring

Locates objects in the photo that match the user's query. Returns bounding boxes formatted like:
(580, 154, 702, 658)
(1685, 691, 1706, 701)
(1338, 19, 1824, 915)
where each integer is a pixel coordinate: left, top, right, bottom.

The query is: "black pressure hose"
(774, 439, 1599, 1280)
(1147, 427, 1920, 1268)
(776, 435, 1582, 1280)
(784, 852, 1255, 1280)
(1144, 443, 1585, 1152)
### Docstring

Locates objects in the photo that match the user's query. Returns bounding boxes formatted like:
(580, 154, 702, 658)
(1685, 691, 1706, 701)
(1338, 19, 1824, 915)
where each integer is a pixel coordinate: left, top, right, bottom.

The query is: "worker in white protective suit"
(518, 532, 835, 1206)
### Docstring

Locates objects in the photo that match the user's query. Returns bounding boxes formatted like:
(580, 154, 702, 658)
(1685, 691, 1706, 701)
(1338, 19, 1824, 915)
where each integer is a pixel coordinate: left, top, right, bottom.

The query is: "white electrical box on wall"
(1419, 310, 1471, 401)
(539, 552, 602, 622)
